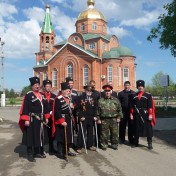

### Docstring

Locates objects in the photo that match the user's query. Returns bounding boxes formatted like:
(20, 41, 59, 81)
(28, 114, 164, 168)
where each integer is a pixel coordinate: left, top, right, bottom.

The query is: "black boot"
(40, 146, 46, 158)
(57, 143, 65, 159)
(148, 143, 153, 150)
(27, 147, 36, 162)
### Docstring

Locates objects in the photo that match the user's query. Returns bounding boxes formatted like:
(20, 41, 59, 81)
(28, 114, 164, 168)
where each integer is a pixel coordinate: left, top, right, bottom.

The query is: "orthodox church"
(34, 0, 136, 91)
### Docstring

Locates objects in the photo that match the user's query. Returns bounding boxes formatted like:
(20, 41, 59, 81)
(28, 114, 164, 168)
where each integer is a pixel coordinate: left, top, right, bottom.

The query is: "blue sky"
(0, 0, 175, 91)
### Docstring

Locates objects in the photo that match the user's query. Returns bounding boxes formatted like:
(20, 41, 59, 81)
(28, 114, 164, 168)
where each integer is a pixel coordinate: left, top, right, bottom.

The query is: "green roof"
(42, 5, 53, 33)
(75, 44, 98, 58)
(102, 45, 134, 59)
(83, 33, 112, 41)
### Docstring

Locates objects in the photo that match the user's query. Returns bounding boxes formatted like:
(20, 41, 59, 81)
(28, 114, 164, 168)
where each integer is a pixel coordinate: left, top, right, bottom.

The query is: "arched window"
(67, 63, 73, 78)
(103, 42, 107, 51)
(81, 23, 85, 31)
(107, 65, 113, 82)
(46, 36, 49, 50)
(89, 42, 96, 50)
(37, 72, 40, 78)
(52, 68, 57, 87)
(43, 72, 47, 80)
(123, 67, 129, 82)
(118, 66, 121, 86)
(83, 65, 89, 86)
(102, 24, 106, 32)
(92, 22, 97, 30)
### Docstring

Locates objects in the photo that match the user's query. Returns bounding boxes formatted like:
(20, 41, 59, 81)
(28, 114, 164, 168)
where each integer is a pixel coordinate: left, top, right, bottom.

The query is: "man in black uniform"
(19, 77, 50, 162)
(130, 80, 156, 149)
(66, 77, 79, 135)
(118, 81, 135, 145)
(76, 84, 97, 154)
(89, 80, 100, 100)
(52, 82, 76, 159)
(43, 79, 56, 154)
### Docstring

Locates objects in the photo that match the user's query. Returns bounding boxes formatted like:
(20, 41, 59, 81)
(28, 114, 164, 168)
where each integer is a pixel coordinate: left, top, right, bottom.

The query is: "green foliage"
(147, 0, 176, 57)
(20, 85, 31, 96)
(145, 71, 176, 97)
(9, 98, 16, 105)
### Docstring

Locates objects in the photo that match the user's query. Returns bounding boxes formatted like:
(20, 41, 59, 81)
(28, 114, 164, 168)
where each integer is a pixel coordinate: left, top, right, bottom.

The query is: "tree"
(147, 0, 176, 57)
(21, 85, 31, 97)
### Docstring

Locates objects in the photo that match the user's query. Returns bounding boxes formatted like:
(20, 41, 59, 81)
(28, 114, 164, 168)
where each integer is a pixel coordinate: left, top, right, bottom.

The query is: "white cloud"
(108, 27, 131, 39)
(23, 7, 45, 22)
(3, 19, 41, 59)
(51, 6, 76, 40)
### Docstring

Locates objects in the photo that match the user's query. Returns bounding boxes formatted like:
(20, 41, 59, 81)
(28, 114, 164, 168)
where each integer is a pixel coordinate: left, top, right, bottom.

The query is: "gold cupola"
(77, 0, 106, 22)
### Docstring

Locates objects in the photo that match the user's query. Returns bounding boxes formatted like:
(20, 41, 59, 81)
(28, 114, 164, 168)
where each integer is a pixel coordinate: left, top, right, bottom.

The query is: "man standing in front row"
(52, 82, 76, 160)
(97, 84, 123, 150)
(118, 81, 135, 145)
(43, 80, 56, 154)
(130, 80, 156, 149)
(19, 77, 50, 162)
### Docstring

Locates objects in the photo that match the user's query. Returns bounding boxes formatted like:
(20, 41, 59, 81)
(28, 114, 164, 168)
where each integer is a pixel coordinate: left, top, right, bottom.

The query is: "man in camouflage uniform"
(97, 84, 123, 150)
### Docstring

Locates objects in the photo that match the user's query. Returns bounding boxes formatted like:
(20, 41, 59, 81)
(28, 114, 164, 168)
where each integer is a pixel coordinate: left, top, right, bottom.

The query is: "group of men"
(19, 76, 156, 162)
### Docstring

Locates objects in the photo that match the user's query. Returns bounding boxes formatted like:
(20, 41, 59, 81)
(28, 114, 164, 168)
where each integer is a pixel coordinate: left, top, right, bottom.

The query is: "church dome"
(77, 0, 106, 22)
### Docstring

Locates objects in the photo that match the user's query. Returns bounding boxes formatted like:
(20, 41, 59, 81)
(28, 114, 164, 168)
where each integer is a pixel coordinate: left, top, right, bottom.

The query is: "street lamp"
(0, 37, 5, 107)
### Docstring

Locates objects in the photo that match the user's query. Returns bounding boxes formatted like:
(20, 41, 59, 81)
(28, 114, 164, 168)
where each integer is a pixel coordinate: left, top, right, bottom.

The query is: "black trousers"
(119, 112, 135, 143)
(77, 119, 94, 149)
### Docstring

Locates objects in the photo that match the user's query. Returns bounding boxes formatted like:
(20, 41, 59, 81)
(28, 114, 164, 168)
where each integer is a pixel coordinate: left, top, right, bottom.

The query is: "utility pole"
(0, 37, 5, 107)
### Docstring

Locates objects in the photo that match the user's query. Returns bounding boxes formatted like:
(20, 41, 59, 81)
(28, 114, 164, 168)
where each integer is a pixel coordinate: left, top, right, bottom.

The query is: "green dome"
(111, 45, 133, 56)
(102, 50, 120, 58)
(102, 45, 134, 59)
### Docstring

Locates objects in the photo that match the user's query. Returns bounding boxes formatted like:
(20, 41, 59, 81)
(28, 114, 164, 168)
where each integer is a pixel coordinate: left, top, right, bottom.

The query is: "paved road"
(0, 107, 176, 176)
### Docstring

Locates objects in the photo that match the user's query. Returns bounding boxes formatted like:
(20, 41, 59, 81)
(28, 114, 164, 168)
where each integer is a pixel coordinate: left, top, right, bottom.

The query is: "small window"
(81, 23, 85, 31)
(103, 42, 107, 51)
(107, 65, 113, 82)
(74, 36, 78, 41)
(89, 43, 96, 50)
(118, 67, 121, 86)
(43, 72, 47, 80)
(67, 63, 73, 78)
(102, 24, 106, 32)
(124, 67, 129, 82)
(46, 36, 49, 50)
(83, 65, 89, 86)
(52, 68, 57, 87)
(92, 22, 97, 30)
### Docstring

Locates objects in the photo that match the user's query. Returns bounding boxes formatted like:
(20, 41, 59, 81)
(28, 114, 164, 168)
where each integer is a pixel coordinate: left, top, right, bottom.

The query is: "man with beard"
(52, 82, 76, 160)
(43, 79, 56, 154)
(19, 77, 50, 162)
(76, 84, 97, 154)
(118, 81, 135, 145)
(130, 80, 156, 149)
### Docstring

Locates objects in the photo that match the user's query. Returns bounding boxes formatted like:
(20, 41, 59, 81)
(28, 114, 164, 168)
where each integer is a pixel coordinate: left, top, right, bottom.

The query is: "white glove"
(50, 111, 52, 115)
(117, 119, 120, 123)
(97, 120, 101, 124)
(94, 117, 97, 121)
(148, 114, 153, 120)
(80, 117, 85, 121)
(130, 113, 134, 120)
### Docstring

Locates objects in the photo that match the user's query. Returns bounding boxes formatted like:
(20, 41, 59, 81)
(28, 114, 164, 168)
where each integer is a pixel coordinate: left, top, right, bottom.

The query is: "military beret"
(102, 84, 113, 90)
